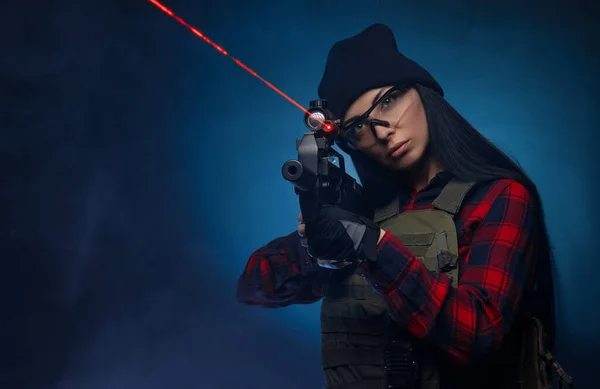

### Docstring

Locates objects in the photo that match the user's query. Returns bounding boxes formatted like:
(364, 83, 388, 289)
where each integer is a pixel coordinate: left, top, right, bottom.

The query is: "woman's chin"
(389, 150, 420, 171)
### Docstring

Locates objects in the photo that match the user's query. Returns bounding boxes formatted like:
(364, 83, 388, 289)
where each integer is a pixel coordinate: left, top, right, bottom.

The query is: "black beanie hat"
(318, 23, 444, 121)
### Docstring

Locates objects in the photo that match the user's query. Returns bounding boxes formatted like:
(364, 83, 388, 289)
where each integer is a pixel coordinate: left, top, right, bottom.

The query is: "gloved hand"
(299, 205, 380, 269)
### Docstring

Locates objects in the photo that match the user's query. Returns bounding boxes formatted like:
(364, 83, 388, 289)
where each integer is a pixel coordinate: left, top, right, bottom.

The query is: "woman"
(236, 24, 559, 389)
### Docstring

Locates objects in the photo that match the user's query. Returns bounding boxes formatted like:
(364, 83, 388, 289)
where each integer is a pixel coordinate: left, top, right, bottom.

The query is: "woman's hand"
(299, 211, 386, 248)
(297, 206, 381, 264)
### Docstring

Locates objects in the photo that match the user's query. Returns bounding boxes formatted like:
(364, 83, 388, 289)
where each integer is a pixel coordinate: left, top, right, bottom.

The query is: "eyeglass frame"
(336, 85, 410, 151)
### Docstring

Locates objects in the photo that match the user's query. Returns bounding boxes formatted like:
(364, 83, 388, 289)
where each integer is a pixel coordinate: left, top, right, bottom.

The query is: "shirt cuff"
(359, 231, 414, 293)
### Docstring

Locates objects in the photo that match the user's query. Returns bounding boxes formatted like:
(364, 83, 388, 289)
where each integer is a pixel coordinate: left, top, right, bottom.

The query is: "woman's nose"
(370, 119, 393, 139)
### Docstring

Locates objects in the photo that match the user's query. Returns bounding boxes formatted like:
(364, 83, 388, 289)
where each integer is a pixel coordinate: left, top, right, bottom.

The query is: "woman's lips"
(389, 140, 409, 158)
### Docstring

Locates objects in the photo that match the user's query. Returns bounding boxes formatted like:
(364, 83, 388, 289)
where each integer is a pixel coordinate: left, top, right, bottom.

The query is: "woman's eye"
(351, 123, 365, 136)
(381, 95, 396, 109)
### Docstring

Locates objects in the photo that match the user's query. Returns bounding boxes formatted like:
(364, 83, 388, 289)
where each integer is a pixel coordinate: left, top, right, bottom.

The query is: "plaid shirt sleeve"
(359, 180, 537, 365)
(236, 231, 328, 307)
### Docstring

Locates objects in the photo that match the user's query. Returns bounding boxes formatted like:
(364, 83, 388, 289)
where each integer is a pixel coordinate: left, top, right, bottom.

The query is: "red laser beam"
(148, 0, 333, 132)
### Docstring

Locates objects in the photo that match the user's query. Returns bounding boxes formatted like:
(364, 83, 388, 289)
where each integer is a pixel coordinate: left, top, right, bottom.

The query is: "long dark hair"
(343, 84, 556, 349)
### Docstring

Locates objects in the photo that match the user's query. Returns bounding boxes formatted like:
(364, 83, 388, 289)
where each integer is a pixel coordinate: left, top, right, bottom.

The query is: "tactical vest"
(320, 179, 472, 389)
(319, 178, 572, 389)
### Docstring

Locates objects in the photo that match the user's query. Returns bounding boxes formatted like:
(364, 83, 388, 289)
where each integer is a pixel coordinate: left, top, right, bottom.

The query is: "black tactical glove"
(304, 205, 380, 269)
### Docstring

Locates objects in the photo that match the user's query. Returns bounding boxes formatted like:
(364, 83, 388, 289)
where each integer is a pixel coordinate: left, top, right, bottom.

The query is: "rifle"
(281, 99, 365, 225)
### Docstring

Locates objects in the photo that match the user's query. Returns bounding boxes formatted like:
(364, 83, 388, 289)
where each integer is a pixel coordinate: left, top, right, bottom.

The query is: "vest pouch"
(381, 210, 460, 288)
(321, 274, 390, 389)
(519, 317, 572, 389)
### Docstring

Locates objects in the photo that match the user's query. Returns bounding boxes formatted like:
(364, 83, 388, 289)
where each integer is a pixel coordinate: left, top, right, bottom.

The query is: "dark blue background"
(1, 0, 598, 388)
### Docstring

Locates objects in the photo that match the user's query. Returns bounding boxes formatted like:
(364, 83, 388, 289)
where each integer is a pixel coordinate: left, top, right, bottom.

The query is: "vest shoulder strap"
(373, 178, 476, 223)
(373, 196, 400, 223)
(431, 179, 476, 217)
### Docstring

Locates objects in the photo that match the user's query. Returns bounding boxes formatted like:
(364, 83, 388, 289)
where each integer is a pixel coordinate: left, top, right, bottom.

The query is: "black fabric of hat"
(318, 23, 444, 121)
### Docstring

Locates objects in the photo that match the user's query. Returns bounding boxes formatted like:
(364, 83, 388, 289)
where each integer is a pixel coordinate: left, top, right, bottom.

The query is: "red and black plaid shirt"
(236, 171, 539, 367)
